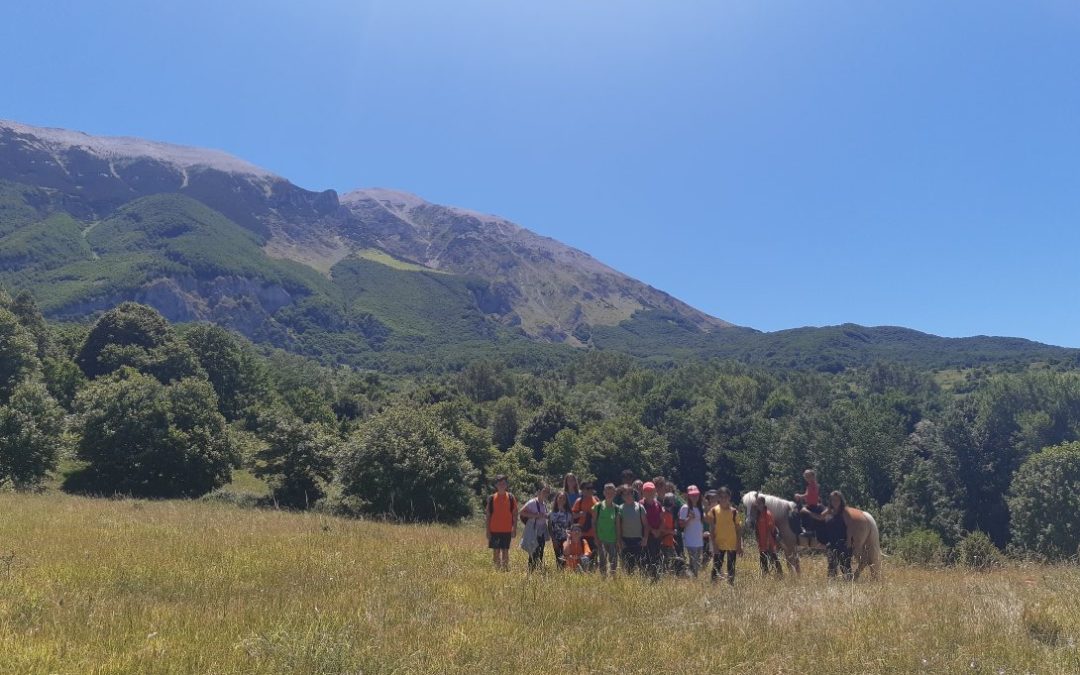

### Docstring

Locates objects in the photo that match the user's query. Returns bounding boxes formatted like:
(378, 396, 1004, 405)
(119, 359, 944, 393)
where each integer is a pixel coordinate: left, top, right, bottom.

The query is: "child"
(485, 475, 518, 571)
(572, 480, 600, 554)
(641, 482, 664, 580)
(795, 469, 823, 542)
(678, 485, 705, 577)
(702, 490, 717, 559)
(706, 487, 743, 585)
(660, 494, 679, 575)
(616, 485, 647, 575)
(563, 524, 592, 572)
(563, 473, 581, 510)
(754, 494, 783, 577)
(520, 484, 550, 572)
(549, 491, 572, 569)
(593, 483, 620, 577)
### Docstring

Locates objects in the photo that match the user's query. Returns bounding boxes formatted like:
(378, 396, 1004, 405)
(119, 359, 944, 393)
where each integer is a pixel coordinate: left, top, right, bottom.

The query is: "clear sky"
(3, 1, 1079, 346)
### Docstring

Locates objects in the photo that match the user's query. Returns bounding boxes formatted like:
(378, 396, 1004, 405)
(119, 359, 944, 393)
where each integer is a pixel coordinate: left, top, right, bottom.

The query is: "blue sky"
(3, 1, 1079, 346)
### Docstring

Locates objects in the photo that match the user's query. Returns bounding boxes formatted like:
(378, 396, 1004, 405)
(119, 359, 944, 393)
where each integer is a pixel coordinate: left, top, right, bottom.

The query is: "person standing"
(660, 493, 679, 575)
(804, 491, 852, 580)
(641, 482, 665, 580)
(549, 491, 572, 569)
(593, 483, 620, 577)
(572, 480, 600, 555)
(753, 494, 783, 577)
(616, 485, 647, 575)
(563, 473, 581, 510)
(706, 487, 743, 585)
(678, 485, 705, 577)
(485, 475, 518, 571)
(520, 484, 550, 572)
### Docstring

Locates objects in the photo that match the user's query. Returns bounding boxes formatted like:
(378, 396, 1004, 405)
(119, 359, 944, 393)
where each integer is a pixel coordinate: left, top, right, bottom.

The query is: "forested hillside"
(4, 290, 1080, 560)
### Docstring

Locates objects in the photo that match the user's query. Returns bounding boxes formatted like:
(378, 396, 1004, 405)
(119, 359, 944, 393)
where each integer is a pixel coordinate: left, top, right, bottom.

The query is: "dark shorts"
(488, 532, 512, 549)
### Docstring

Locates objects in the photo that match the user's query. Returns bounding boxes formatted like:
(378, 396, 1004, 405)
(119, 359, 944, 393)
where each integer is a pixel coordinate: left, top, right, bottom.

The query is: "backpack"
(486, 492, 517, 522)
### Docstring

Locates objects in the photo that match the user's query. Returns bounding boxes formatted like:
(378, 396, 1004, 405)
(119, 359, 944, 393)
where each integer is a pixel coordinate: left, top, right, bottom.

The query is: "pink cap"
(687, 485, 700, 496)
(642, 481, 656, 492)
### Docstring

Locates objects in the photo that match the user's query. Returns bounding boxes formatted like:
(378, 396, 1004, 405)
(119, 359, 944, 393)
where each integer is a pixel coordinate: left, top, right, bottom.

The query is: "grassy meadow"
(1, 493, 1079, 674)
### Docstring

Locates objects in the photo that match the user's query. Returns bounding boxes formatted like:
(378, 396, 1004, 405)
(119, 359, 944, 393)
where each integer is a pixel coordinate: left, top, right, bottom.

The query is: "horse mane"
(742, 491, 796, 518)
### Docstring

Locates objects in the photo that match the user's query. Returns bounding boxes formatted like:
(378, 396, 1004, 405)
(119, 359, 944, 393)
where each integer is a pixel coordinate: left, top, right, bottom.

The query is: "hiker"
(660, 493, 679, 575)
(641, 482, 665, 580)
(549, 491, 572, 569)
(593, 482, 620, 577)
(613, 470, 635, 503)
(678, 485, 706, 577)
(670, 484, 687, 558)
(616, 484, 647, 575)
(803, 490, 852, 580)
(754, 494, 783, 577)
(485, 475, 518, 571)
(563, 524, 591, 572)
(563, 473, 581, 510)
(706, 487, 743, 585)
(520, 484, 550, 572)
(572, 480, 599, 554)
(702, 490, 717, 559)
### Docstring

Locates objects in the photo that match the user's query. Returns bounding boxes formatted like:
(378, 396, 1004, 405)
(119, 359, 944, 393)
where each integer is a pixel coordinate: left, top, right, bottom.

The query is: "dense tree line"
(3, 296, 1080, 560)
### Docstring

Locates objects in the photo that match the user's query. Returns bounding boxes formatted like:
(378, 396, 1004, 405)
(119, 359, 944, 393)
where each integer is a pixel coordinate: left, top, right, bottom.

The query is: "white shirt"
(679, 504, 705, 548)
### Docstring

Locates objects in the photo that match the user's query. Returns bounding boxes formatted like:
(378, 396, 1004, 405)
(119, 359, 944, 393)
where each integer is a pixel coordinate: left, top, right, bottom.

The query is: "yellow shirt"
(707, 505, 743, 551)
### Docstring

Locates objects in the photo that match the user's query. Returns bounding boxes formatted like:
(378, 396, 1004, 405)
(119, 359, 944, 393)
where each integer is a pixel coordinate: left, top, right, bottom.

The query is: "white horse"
(742, 490, 882, 580)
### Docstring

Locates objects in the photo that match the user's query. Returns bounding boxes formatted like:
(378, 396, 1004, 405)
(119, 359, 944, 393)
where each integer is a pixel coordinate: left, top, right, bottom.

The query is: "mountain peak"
(0, 119, 278, 180)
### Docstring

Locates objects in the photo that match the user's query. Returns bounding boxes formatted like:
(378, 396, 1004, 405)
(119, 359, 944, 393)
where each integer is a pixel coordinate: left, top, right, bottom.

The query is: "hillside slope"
(0, 119, 1076, 371)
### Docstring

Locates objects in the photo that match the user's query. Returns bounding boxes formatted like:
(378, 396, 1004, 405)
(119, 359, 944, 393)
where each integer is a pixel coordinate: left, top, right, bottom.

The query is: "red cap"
(642, 481, 656, 492)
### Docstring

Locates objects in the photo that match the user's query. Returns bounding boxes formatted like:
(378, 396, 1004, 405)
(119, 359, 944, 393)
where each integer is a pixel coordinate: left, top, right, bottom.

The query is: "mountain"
(0, 119, 1075, 372)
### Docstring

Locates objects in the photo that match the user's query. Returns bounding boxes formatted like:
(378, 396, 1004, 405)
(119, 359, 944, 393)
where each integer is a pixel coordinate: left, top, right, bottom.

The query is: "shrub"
(338, 406, 476, 523)
(955, 531, 1001, 570)
(253, 413, 338, 509)
(1008, 442, 1080, 559)
(891, 528, 948, 566)
(0, 380, 66, 489)
(70, 368, 235, 497)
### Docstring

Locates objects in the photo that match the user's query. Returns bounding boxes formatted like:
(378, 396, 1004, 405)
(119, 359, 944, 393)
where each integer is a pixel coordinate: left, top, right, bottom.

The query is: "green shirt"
(593, 501, 620, 543)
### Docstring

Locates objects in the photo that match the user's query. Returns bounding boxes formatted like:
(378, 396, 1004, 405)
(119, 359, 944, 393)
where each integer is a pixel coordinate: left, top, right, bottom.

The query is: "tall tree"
(77, 303, 202, 383)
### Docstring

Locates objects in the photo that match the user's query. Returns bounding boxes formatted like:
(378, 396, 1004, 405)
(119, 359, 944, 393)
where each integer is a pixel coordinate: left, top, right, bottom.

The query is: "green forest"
(4, 288, 1080, 563)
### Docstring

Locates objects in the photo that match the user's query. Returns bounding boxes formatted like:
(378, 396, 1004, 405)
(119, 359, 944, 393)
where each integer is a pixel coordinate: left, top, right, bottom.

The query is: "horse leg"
(852, 549, 866, 581)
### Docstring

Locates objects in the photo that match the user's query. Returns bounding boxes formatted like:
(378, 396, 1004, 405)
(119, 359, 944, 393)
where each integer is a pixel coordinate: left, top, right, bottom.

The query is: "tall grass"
(1, 493, 1079, 673)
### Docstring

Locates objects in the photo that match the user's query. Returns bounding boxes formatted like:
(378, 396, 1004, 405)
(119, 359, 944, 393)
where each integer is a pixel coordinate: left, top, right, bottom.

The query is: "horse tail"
(865, 512, 883, 579)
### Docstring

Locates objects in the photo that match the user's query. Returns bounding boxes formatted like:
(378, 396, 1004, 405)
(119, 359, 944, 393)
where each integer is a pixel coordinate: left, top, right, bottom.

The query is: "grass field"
(1, 494, 1079, 674)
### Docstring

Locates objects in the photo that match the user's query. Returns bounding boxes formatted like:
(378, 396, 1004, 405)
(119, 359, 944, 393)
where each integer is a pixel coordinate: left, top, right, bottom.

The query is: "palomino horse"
(742, 491, 882, 580)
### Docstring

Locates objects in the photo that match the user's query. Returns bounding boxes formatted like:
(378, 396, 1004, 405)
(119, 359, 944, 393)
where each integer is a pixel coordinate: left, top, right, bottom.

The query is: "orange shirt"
(572, 495, 600, 537)
(661, 511, 676, 548)
(756, 510, 778, 552)
(564, 538, 592, 570)
(805, 482, 820, 507)
(487, 492, 517, 533)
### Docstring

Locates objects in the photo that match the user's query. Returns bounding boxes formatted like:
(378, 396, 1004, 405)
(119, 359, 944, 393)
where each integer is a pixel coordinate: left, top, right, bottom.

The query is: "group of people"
(484, 469, 854, 584)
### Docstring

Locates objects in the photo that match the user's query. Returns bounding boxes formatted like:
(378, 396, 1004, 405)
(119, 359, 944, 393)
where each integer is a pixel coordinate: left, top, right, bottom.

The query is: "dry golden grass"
(1, 493, 1079, 674)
